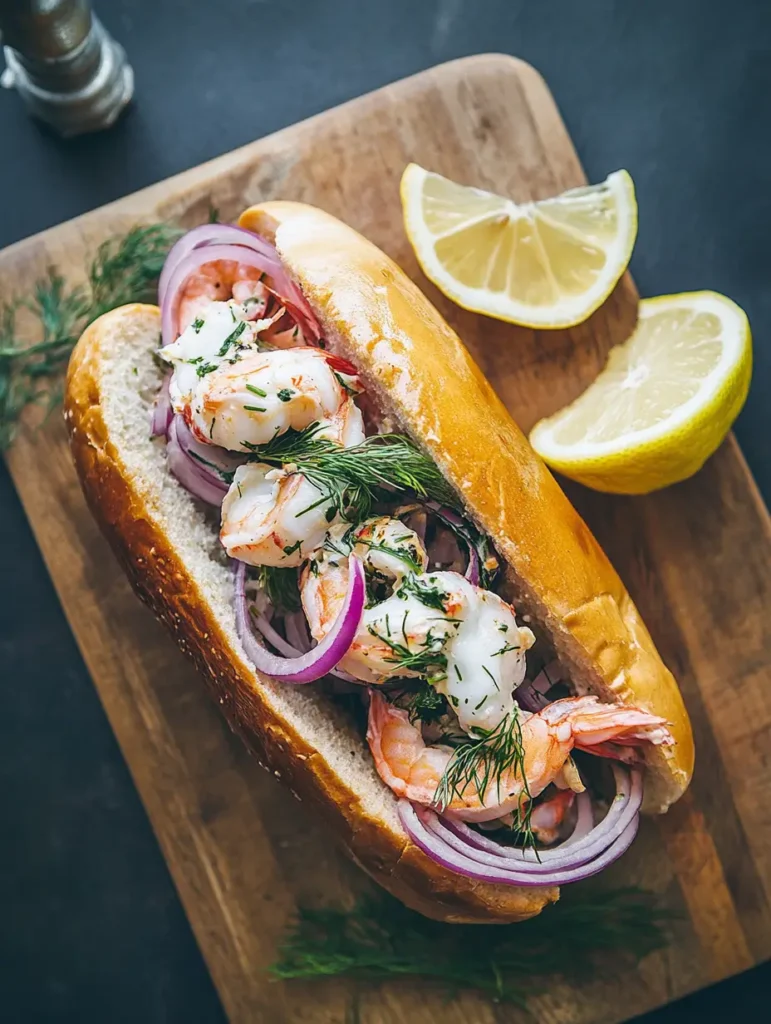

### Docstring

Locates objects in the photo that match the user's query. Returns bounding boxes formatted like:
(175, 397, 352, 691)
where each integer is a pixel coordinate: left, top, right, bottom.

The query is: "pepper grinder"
(0, 0, 133, 137)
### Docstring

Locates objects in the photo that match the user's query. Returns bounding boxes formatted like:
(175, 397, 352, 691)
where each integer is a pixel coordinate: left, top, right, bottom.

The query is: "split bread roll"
(65, 201, 694, 924)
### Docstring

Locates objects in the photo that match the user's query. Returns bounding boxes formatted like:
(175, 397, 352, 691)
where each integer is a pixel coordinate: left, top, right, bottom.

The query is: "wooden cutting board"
(2, 55, 770, 1024)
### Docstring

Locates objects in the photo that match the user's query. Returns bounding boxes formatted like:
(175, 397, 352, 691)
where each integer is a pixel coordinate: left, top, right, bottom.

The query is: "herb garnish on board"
(0, 224, 183, 448)
(272, 888, 675, 1004)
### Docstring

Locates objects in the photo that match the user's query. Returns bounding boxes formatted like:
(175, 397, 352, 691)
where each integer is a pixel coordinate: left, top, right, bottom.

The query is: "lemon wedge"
(400, 164, 638, 328)
(529, 292, 752, 493)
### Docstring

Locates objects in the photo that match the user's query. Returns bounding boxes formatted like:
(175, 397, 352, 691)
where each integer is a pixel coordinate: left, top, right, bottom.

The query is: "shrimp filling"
(156, 252, 675, 854)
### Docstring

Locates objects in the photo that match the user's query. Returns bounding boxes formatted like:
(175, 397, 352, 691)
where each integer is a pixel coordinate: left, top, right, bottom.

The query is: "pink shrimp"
(529, 789, 576, 844)
(177, 260, 270, 332)
(367, 691, 672, 822)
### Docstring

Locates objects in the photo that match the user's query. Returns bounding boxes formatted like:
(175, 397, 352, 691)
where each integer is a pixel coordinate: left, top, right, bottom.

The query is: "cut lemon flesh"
(529, 292, 752, 493)
(401, 164, 638, 328)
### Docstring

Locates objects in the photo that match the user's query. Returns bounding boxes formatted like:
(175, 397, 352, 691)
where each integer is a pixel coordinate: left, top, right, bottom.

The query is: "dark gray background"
(1, 1, 768, 1020)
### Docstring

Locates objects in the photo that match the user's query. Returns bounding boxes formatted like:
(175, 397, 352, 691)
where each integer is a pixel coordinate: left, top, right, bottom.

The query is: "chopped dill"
(396, 573, 449, 612)
(367, 625, 448, 679)
(404, 684, 446, 724)
(216, 319, 247, 356)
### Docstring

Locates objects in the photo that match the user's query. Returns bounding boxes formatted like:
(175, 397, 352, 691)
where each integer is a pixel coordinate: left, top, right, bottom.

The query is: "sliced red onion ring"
(399, 792, 640, 887)
(284, 611, 312, 654)
(253, 607, 364, 686)
(418, 500, 481, 585)
(397, 766, 642, 886)
(252, 611, 303, 659)
(159, 231, 320, 346)
(166, 416, 228, 506)
(437, 781, 639, 873)
(283, 609, 362, 683)
(151, 373, 173, 436)
(234, 556, 365, 683)
(161, 244, 282, 347)
(173, 414, 243, 475)
(515, 662, 561, 712)
(441, 766, 641, 869)
(158, 224, 280, 306)
(562, 789, 594, 846)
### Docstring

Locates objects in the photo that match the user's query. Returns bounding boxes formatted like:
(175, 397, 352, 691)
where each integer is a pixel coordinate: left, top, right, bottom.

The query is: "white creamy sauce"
(436, 574, 534, 733)
(160, 301, 261, 413)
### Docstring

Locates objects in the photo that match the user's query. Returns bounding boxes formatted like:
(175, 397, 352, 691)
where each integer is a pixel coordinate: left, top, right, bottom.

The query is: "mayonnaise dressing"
(160, 300, 264, 414)
(432, 573, 534, 733)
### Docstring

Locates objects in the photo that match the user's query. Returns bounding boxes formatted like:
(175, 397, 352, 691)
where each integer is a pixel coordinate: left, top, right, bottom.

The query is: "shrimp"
(529, 789, 576, 844)
(301, 528, 534, 730)
(188, 347, 364, 451)
(480, 788, 576, 842)
(367, 690, 673, 822)
(220, 462, 342, 567)
(177, 260, 270, 332)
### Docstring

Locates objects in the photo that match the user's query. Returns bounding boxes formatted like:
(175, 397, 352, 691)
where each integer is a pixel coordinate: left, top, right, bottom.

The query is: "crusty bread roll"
(65, 202, 693, 924)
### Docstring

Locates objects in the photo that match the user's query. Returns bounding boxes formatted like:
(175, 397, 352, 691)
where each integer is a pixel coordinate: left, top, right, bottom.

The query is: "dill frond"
(271, 887, 676, 1003)
(404, 684, 447, 724)
(432, 709, 535, 847)
(257, 565, 301, 613)
(245, 423, 458, 520)
(0, 223, 182, 448)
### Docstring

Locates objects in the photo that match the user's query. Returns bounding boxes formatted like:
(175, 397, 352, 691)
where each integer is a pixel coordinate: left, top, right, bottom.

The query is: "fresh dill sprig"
(433, 708, 534, 846)
(271, 887, 676, 1003)
(404, 683, 447, 724)
(257, 565, 301, 613)
(0, 224, 182, 448)
(244, 422, 458, 521)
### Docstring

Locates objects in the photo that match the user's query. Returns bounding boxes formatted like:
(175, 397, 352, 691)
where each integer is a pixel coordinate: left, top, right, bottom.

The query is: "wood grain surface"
(2, 55, 770, 1023)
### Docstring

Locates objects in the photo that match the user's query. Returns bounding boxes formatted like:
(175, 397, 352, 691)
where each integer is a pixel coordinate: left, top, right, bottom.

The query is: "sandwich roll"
(64, 201, 694, 925)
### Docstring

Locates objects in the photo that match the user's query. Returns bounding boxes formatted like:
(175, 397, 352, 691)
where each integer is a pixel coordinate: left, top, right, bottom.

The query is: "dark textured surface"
(0, 1, 768, 1020)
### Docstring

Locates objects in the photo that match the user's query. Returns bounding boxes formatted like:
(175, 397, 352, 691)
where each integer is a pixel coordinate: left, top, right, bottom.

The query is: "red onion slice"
(161, 244, 283, 347)
(253, 612, 303, 659)
(166, 416, 229, 506)
(274, 602, 362, 684)
(159, 232, 320, 346)
(164, 414, 245, 507)
(234, 556, 365, 683)
(434, 783, 640, 874)
(284, 611, 312, 654)
(515, 662, 561, 712)
(158, 224, 281, 306)
(173, 414, 243, 475)
(562, 789, 594, 846)
(151, 373, 173, 436)
(419, 500, 481, 585)
(398, 795, 640, 887)
(441, 766, 641, 869)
